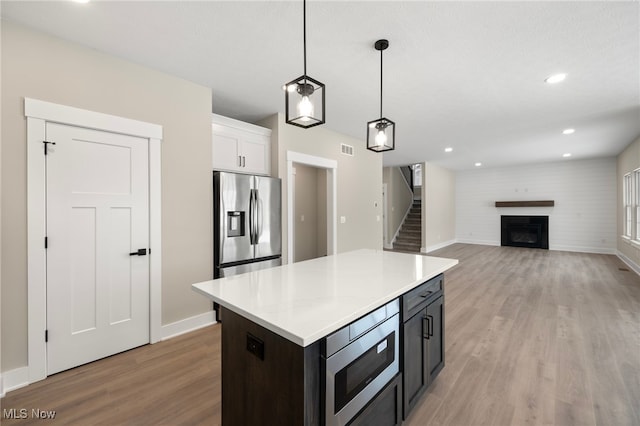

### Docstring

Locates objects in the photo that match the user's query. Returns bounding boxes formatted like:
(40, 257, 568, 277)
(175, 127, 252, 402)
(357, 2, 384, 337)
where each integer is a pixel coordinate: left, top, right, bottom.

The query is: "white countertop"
(192, 249, 458, 347)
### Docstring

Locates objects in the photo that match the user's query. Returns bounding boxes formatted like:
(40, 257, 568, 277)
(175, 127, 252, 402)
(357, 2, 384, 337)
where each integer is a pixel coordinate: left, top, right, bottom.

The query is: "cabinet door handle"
(420, 290, 433, 298)
(427, 314, 434, 337)
(243, 156, 246, 167)
(423, 315, 430, 340)
(238, 155, 242, 167)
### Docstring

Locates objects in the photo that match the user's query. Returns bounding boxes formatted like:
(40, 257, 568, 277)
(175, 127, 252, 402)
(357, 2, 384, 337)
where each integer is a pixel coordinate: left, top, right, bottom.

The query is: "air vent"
(341, 143, 354, 156)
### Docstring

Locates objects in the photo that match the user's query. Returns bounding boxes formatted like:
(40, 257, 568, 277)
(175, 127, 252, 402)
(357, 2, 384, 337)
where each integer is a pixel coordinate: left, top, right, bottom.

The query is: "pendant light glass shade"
(367, 117, 395, 152)
(285, 0, 325, 128)
(367, 39, 395, 152)
(285, 75, 325, 128)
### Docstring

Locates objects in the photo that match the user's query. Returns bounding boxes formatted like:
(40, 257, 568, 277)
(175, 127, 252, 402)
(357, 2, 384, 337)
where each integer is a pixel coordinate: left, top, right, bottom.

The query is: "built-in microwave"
(323, 299, 400, 426)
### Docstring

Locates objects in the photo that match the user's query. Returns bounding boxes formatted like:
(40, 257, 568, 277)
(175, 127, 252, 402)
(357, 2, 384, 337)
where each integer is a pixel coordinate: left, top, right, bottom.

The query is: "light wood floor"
(2, 244, 639, 425)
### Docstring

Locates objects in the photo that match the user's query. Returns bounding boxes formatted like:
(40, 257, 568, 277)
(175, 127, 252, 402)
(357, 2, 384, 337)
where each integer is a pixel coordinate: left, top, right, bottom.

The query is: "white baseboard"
(161, 310, 217, 341)
(422, 239, 457, 253)
(455, 238, 500, 246)
(617, 251, 640, 276)
(453, 239, 616, 255)
(550, 245, 616, 255)
(1, 366, 29, 397)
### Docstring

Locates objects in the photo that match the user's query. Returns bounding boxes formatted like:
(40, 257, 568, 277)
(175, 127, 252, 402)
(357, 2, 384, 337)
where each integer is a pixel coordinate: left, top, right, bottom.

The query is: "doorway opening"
(286, 151, 337, 264)
(293, 163, 328, 262)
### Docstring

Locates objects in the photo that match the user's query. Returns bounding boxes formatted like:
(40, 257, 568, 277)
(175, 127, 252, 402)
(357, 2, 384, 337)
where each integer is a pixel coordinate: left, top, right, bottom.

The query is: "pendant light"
(284, 0, 325, 128)
(367, 39, 395, 152)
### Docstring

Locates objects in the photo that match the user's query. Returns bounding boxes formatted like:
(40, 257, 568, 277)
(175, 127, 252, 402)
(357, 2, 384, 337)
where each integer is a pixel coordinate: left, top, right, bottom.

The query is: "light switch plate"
(340, 216, 346, 224)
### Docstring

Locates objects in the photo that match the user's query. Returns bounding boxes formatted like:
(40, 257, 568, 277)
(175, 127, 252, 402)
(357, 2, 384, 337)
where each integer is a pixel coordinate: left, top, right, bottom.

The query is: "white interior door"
(46, 122, 150, 375)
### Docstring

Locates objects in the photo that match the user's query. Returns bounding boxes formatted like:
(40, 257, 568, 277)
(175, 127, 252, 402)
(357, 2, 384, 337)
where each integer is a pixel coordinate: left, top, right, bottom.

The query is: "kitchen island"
(192, 249, 458, 425)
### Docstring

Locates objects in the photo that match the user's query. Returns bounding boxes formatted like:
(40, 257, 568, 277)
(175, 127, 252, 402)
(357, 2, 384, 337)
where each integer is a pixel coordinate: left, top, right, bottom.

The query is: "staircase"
(393, 200, 422, 252)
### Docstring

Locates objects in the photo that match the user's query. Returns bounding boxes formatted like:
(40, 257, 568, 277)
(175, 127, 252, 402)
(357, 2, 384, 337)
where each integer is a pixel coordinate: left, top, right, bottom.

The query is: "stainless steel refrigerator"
(213, 171, 282, 278)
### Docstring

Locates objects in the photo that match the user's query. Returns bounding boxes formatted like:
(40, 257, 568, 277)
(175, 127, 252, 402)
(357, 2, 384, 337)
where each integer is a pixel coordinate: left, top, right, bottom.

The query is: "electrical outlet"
(246, 333, 264, 360)
(301, 215, 305, 222)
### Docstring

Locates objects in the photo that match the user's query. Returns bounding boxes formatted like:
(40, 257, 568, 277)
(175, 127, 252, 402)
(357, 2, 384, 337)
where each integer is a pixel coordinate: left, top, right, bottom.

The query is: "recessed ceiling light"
(444, 147, 453, 153)
(475, 162, 482, 167)
(562, 128, 575, 135)
(563, 153, 572, 158)
(545, 73, 567, 84)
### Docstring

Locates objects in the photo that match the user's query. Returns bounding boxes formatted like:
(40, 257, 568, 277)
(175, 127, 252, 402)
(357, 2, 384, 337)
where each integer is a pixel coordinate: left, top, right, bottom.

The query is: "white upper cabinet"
(212, 113, 271, 176)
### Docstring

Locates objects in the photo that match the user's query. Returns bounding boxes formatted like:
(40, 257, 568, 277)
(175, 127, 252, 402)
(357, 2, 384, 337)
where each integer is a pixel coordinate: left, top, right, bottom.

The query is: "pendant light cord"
(379, 47, 383, 118)
(303, 0, 307, 80)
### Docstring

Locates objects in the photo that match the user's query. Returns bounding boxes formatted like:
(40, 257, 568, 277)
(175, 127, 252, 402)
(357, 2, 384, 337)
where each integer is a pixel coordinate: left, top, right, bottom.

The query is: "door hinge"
(45, 236, 48, 249)
(45, 330, 48, 342)
(43, 140, 56, 155)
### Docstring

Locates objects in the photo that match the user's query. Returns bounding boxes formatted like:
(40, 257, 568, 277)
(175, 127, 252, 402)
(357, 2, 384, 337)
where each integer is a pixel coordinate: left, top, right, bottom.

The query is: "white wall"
(423, 162, 456, 252)
(456, 158, 617, 253)
(617, 136, 640, 270)
(382, 167, 413, 247)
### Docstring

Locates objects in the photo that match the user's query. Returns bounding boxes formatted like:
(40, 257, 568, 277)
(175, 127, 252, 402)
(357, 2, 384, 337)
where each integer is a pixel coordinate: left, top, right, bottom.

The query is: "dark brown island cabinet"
(216, 274, 446, 426)
(193, 249, 457, 426)
(401, 274, 445, 419)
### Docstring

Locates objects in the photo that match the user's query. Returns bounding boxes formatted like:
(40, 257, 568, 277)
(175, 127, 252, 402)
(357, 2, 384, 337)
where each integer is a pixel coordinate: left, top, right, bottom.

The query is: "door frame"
(382, 183, 389, 248)
(286, 151, 337, 264)
(25, 98, 163, 383)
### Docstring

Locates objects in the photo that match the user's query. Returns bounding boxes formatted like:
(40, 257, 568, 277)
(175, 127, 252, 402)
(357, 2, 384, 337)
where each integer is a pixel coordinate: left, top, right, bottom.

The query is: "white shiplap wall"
(455, 158, 617, 254)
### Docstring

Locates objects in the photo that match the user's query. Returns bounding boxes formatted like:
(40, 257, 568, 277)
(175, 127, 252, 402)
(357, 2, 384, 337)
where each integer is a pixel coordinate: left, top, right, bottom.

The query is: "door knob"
(129, 248, 147, 256)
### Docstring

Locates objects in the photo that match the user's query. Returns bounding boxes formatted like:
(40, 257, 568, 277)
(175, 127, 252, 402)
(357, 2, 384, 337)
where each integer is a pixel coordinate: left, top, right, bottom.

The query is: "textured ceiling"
(1, 1, 639, 170)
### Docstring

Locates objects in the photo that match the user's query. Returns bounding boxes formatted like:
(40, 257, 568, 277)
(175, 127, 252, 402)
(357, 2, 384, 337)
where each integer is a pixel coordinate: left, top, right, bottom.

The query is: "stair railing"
(400, 165, 413, 190)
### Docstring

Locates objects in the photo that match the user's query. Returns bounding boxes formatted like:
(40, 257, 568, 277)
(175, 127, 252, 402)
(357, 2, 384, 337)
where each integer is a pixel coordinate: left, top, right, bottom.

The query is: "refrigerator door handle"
(254, 189, 258, 244)
(250, 189, 257, 245)
(249, 189, 254, 245)
(256, 190, 261, 241)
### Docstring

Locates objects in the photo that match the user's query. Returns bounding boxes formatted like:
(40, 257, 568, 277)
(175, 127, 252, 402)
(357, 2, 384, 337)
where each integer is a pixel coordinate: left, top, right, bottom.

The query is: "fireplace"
(501, 215, 549, 249)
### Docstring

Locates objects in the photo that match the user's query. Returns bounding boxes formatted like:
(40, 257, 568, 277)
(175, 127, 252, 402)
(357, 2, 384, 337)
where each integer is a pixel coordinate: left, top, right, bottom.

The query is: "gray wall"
(259, 114, 383, 261)
(316, 168, 328, 257)
(1, 21, 212, 372)
(0, 18, 3, 390)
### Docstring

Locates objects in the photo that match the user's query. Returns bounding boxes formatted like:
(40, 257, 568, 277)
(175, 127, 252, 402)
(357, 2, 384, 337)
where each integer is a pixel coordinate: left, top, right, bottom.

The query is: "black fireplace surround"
(501, 215, 549, 249)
